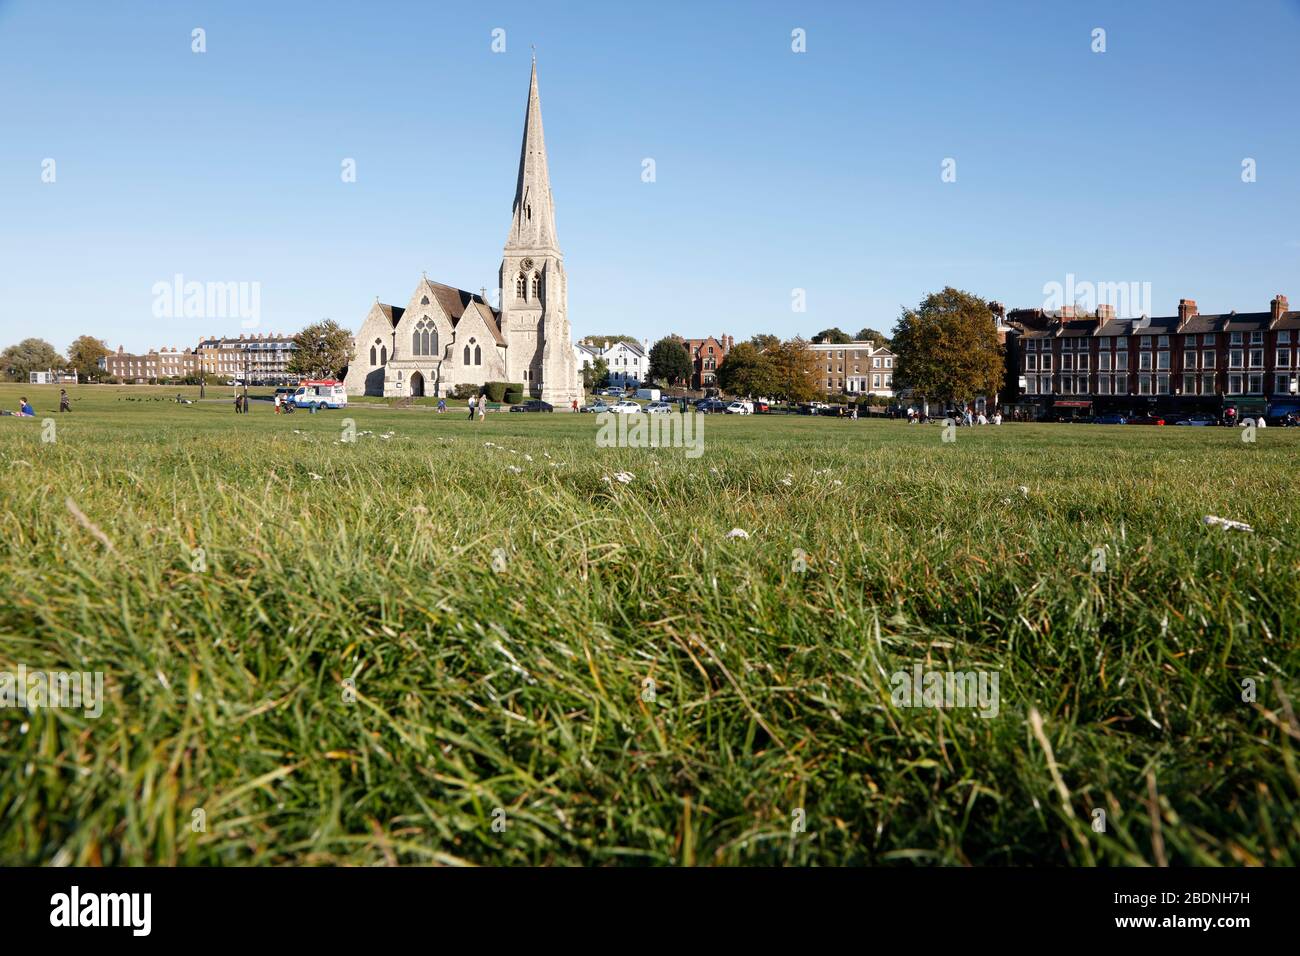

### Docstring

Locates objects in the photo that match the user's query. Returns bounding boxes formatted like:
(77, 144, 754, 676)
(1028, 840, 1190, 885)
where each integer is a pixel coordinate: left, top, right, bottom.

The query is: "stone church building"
(344, 60, 580, 407)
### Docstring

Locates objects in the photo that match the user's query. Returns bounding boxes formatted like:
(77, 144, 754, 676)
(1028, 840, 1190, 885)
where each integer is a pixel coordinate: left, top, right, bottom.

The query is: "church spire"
(507, 58, 559, 252)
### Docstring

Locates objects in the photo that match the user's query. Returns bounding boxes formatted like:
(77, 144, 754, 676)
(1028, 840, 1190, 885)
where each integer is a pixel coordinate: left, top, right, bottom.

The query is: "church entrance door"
(410, 371, 425, 397)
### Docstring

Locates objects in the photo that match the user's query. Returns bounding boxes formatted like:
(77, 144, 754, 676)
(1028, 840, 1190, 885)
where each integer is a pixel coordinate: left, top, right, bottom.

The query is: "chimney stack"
(1097, 304, 1115, 325)
(1178, 298, 1198, 324)
(1271, 294, 1289, 326)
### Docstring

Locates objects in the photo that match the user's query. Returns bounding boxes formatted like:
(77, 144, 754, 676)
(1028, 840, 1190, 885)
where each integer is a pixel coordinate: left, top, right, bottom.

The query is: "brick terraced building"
(1005, 294, 1298, 421)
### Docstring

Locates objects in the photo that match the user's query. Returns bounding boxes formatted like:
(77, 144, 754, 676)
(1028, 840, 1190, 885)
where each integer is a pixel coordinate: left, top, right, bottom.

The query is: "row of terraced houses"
(1003, 294, 1297, 420)
(97, 333, 298, 384)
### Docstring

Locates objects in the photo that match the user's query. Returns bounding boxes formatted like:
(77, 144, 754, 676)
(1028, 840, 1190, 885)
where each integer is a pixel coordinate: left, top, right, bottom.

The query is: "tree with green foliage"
(582, 356, 609, 391)
(66, 335, 110, 382)
(648, 335, 692, 386)
(854, 328, 890, 348)
(767, 338, 820, 403)
(812, 327, 852, 345)
(579, 334, 639, 348)
(717, 342, 778, 397)
(749, 333, 781, 352)
(1, 338, 65, 381)
(289, 320, 353, 380)
(890, 287, 1004, 407)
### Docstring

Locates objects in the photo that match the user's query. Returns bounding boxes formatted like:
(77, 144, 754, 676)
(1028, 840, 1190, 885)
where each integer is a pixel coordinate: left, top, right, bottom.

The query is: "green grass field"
(1, 383, 1297, 866)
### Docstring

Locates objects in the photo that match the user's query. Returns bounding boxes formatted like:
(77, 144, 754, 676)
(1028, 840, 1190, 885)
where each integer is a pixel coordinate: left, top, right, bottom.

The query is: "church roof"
(466, 299, 506, 347)
(378, 304, 405, 326)
(416, 276, 506, 346)
(421, 277, 499, 324)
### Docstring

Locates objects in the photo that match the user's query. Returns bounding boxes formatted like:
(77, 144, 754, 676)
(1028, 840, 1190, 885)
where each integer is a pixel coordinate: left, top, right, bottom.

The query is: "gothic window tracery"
(412, 318, 436, 357)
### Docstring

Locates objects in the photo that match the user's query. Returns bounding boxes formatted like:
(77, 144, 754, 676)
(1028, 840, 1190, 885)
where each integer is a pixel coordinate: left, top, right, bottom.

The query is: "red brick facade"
(1007, 295, 1298, 418)
(681, 335, 733, 390)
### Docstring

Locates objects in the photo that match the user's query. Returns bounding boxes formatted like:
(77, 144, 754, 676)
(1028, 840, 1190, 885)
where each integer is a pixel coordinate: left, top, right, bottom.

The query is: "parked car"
(752, 401, 771, 413)
(695, 398, 727, 414)
(509, 399, 553, 413)
(579, 400, 610, 413)
(1093, 414, 1127, 425)
(601, 387, 625, 397)
(1174, 414, 1216, 426)
(725, 401, 752, 415)
(608, 400, 642, 414)
(1127, 414, 1166, 426)
(644, 401, 672, 414)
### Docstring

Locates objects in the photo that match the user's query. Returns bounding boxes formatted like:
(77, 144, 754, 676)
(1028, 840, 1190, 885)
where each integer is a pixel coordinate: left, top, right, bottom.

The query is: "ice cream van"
(291, 380, 348, 410)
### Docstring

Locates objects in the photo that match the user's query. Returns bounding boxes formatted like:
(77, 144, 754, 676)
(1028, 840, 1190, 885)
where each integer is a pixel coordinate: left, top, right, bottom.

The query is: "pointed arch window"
(516, 273, 526, 299)
(474, 345, 482, 365)
(370, 345, 377, 365)
(530, 272, 539, 299)
(412, 318, 436, 357)
(421, 295, 430, 305)
(463, 344, 471, 364)
(380, 345, 388, 365)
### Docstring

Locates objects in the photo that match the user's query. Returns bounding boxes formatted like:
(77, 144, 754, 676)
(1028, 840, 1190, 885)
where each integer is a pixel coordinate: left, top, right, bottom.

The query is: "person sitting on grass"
(3, 397, 36, 417)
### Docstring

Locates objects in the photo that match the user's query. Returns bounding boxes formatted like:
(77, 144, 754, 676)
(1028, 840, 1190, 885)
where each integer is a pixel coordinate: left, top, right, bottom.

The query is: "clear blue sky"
(1, 0, 1298, 353)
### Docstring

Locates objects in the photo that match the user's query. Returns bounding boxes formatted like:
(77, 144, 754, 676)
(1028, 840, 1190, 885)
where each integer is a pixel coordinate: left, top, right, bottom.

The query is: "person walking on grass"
(438, 398, 446, 414)
(59, 389, 71, 413)
(478, 394, 487, 421)
(467, 394, 477, 420)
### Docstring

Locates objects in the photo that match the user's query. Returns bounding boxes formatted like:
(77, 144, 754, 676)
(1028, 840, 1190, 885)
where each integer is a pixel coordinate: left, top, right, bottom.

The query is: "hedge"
(484, 381, 524, 403)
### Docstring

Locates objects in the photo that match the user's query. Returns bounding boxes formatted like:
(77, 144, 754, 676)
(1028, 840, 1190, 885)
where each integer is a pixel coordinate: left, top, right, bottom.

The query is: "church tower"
(500, 58, 580, 408)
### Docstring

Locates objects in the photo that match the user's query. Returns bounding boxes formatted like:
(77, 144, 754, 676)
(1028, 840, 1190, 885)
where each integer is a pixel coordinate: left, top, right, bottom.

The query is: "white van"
(291, 380, 348, 410)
